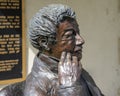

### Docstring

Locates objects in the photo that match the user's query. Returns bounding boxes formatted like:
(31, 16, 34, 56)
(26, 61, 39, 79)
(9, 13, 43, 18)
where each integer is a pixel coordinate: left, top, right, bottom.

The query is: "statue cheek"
(68, 40, 74, 45)
(64, 40, 75, 51)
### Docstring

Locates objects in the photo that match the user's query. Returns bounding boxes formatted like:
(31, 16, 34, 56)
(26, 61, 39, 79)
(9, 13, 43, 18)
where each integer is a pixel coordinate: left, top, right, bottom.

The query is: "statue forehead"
(57, 19, 79, 33)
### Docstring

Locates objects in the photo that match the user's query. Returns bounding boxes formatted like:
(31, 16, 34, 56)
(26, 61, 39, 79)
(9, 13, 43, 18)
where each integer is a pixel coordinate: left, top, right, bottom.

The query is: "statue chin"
(71, 51, 82, 61)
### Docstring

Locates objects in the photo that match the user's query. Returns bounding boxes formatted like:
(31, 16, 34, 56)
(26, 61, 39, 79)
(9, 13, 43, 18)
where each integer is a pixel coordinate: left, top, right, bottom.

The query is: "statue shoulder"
(81, 69, 96, 86)
(81, 69, 104, 96)
(0, 81, 25, 96)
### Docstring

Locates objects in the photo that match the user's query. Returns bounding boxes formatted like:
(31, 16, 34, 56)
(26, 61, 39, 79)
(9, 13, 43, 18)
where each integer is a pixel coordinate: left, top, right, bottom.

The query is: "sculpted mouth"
(71, 46, 83, 59)
(75, 49, 82, 52)
(72, 48, 82, 55)
(74, 47, 83, 53)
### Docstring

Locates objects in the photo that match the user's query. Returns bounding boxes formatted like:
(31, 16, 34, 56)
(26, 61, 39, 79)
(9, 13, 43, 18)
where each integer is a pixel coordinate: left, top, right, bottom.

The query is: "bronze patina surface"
(0, 4, 104, 96)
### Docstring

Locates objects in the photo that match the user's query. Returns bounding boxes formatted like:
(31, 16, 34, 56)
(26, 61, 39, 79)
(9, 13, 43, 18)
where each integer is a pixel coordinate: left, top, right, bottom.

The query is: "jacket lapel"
(81, 69, 104, 96)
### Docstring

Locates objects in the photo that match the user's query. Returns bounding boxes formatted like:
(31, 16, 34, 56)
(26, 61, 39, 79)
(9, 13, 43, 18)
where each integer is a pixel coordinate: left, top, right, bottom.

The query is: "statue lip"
(72, 47, 83, 58)
(74, 46, 83, 53)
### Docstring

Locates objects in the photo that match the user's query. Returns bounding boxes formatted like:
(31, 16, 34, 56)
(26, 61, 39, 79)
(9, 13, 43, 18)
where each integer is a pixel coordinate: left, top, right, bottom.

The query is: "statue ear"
(37, 36, 50, 51)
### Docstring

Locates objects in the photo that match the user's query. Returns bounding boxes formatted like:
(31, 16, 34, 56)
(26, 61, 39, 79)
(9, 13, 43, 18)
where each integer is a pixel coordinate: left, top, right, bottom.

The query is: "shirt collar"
(32, 53, 59, 73)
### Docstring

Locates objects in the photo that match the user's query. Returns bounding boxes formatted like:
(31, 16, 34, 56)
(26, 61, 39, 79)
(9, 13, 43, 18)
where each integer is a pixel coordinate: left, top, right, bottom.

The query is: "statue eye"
(64, 29, 76, 36)
(62, 31, 74, 41)
(71, 30, 76, 36)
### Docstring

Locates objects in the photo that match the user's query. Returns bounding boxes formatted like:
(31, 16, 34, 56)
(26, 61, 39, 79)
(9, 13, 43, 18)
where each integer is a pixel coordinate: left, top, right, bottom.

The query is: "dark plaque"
(0, 0, 26, 84)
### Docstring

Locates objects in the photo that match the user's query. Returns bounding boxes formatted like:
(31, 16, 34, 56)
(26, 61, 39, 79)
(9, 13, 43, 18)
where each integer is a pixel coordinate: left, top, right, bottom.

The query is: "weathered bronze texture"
(0, 4, 104, 96)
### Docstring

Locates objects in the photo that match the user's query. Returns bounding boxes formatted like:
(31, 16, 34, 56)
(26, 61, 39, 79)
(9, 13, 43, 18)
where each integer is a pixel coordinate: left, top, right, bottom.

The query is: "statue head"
(29, 4, 84, 59)
(28, 4, 76, 51)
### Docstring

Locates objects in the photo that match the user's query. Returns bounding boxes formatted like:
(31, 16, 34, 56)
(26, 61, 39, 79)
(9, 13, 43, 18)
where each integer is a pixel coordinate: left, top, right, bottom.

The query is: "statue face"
(50, 19, 85, 60)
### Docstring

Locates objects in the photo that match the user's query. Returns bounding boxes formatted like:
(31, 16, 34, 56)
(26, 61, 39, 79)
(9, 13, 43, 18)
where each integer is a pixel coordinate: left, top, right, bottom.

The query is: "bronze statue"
(0, 4, 104, 96)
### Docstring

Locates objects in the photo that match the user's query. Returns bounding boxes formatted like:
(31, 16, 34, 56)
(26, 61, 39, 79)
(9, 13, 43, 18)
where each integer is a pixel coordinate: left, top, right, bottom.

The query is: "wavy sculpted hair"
(28, 4, 76, 52)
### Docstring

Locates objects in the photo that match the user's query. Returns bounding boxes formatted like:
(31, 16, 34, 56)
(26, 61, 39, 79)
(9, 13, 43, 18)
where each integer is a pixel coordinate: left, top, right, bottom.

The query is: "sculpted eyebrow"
(64, 28, 74, 32)
(63, 28, 76, 36)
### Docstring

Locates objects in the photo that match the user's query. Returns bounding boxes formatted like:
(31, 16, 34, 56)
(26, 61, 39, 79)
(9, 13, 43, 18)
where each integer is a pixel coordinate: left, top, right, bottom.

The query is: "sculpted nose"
(75, 34, 85, 45)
